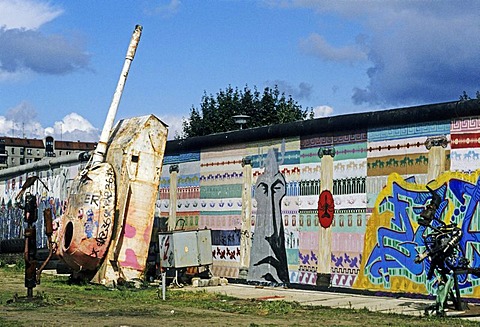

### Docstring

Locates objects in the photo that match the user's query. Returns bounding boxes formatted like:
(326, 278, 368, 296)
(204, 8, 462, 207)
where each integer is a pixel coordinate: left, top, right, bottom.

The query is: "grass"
(0, 262, 479, 326)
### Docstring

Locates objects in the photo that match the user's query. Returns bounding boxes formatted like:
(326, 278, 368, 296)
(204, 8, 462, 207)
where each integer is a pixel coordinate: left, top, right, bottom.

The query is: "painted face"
(248, 148, 289, 285)
(255, 173, 286, 232)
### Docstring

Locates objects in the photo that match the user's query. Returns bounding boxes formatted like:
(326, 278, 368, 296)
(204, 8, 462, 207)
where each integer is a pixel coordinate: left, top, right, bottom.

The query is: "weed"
(1, 267, 480, 327)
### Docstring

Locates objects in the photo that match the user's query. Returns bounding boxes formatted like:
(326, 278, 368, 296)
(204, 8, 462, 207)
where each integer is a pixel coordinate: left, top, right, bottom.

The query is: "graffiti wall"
(156, 112, 480, 298)
(355, 117, 480, 298)
(355, 171, 480, 297)
(3, 105, 480, 298)
(0, 163, 82, 248)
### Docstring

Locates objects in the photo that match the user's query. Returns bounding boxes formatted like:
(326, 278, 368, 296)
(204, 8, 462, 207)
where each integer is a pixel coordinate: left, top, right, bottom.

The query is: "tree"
(459, 90, 480, 101)
(180, 85, 311, 138)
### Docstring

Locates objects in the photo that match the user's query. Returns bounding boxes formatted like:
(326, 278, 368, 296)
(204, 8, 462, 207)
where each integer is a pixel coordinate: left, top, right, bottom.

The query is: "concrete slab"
(178, 284, 432, 317)
(170, 281, 480, 322)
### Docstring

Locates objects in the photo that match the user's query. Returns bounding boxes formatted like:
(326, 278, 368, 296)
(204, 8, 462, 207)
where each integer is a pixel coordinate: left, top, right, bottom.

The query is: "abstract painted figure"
(248, 148, 289, 284)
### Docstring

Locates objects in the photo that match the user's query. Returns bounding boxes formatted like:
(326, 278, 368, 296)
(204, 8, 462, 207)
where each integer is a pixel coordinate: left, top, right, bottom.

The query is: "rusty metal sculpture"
(57, 164, 116, 271)
(14, 176, 53, 299)
(415, 185, 480, 316)
(57, 25, 142, 274)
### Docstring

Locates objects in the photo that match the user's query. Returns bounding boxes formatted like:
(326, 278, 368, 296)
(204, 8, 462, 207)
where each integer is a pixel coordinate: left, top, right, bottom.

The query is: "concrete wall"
(0, 160, 85, 249)
(3, 99, 480, 298)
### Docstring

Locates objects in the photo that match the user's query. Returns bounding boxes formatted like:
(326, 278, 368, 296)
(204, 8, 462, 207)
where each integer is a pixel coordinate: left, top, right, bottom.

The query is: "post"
(425, 136, 448, 181)
(23, 192, 38, 298)
(239, 157, 252, 278)
(162, 271, 166, 300)
(317, 147, 335, 286)
(168, 164, 179, 231)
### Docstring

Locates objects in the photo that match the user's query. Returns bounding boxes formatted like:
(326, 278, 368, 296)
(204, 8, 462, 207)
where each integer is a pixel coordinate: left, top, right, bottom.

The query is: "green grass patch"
(1, 267, 479, 327)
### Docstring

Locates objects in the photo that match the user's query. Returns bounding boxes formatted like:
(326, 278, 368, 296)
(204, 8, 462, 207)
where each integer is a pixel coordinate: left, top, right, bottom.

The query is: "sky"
(0, 0, 479, 142)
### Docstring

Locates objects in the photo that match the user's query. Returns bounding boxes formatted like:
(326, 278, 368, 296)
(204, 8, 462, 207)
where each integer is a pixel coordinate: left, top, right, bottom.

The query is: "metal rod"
(162, 272, 166, 300)
(92, 25, 143, 165)
(0, 151, 90, 180)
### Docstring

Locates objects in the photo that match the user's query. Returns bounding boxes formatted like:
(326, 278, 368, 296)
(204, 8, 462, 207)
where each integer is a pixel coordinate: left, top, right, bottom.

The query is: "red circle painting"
(318, 190, 334, 228)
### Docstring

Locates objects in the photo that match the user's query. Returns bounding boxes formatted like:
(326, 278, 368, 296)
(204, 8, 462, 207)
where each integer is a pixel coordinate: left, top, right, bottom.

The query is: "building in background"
(0, 136, 96, 169)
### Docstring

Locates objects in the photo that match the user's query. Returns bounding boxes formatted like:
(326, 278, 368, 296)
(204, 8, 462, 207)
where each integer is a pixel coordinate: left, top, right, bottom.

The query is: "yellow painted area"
(354, 170, 480, 296)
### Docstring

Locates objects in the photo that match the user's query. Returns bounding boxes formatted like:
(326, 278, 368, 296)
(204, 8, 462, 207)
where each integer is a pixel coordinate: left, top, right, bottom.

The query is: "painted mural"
(354, 171, 480, 298)
(248, 138, 302, 284)
(299, 131, 367, 287)
(159, 147, 245, 278)
(0, 165, 78, 249)
(247, 147, 289, 284)
(2, 108, 480, 298)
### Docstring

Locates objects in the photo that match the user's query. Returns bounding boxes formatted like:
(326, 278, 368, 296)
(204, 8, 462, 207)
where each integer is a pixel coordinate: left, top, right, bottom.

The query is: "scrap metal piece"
(92, 25, 143, 165)
(57, 163, 116, 271)
(56, 25, 141, 273)
(91, 115, 168, 286)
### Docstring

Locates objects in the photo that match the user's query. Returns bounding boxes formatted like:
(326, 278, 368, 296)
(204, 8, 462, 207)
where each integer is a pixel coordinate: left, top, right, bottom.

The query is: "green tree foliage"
(180, 85, 311, 138)
(459, 90, 480, 101)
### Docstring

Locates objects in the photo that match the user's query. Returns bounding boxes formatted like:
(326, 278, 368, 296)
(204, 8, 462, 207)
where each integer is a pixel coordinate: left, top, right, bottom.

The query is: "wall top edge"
(166, 99, 480, 154)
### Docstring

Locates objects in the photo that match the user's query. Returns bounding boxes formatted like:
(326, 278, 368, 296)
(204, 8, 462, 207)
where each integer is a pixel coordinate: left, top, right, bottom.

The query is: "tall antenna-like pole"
(91, 25, 143, 165)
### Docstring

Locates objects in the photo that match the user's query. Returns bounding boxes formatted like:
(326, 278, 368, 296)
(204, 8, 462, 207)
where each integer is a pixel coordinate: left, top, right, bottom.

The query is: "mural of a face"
(248, 149, 289, 284)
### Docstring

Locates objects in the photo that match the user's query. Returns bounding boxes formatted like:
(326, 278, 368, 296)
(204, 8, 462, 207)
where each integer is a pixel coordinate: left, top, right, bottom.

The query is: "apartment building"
(0, 136, 96, 169)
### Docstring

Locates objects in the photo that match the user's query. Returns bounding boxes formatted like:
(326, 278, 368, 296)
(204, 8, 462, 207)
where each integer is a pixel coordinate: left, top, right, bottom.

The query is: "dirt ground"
(0, 267, 323, 327)
(1, 267, 476, 327)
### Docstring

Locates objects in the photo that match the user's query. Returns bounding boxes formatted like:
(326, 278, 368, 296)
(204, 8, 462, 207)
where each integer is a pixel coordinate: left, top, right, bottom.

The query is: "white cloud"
(299, 33, 367, 64)
(1, 102, 100, 142)
(265, 80, 313, 100)
(149, 0, 182, 18)
(0, 101, 44, 138)
(270, 0, 480, 106)
(158, 114, 184, 140)
(0, 27, 91, 75)
(0, 0, 63, 30)
(0, 68, 32, 82)
(47, 113, 100, 142)
(313, 105, 333, 118)
(0, 1, 90, 78)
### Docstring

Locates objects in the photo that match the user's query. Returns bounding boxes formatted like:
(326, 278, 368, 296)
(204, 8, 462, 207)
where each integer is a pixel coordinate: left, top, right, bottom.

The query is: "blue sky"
(1, 0, 479, 141)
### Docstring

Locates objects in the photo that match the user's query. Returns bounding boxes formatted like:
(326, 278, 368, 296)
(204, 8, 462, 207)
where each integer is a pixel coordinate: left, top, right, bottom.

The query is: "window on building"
(11, 148, 14, 154)
(45, 136, 54, 157)
(20, 148, 24, 155)
(27, 149, 32, 155)
(0, 140, 5, 155)
(20, 158, 25, 165)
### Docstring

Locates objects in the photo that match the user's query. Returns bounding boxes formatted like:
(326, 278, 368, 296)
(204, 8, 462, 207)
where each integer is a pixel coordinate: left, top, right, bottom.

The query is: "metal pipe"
(92, 25, 143, 165)
(36, 209, 54, 284)
(162, 272, 166, 300)
(0, 151, 91, 180)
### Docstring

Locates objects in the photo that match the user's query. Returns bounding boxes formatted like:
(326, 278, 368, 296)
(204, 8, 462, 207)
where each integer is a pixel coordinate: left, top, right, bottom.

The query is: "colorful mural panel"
(2, 108, 480, 298)
(0, 167, 73, 248)
(355, 171, 480, 298)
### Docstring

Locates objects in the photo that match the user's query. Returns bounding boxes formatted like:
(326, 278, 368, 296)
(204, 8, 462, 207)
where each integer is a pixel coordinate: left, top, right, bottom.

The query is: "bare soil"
(0, 266, 476, 327)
